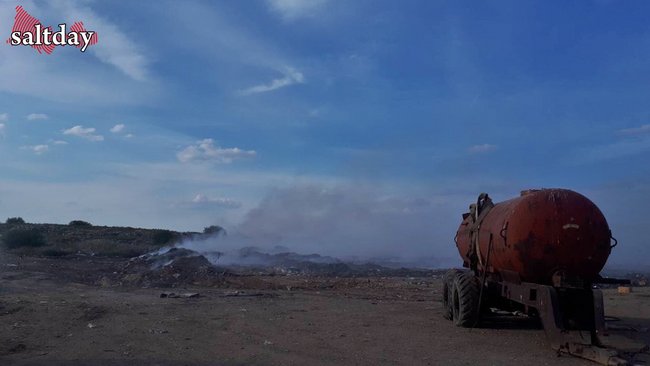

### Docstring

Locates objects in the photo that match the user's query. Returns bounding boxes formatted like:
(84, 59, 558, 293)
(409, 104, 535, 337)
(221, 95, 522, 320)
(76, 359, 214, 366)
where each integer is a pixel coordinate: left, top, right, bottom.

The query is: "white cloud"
(26, 113, 48, 121)
(190, 194, 242, 209)
(0, 123, 5, 137)
(125, 133, 134, 138)
(0, 113, 8, 122)
(63, 125, 104, 142)
(239, 67, 304, 95)
(110, 123, 125, 133)
(32, 145, 49, 154)
(267, 0, 328, 20)
(619, 124, 650, 136)
(468, 144, 497, 154)
(177, 139, 256, 163)
(23, 144, 49, 155)
(52, 140, 69, 145)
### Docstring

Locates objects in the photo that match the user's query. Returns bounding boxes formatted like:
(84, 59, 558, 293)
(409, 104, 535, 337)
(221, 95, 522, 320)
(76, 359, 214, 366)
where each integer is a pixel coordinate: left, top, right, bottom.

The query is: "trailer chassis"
(485, 271, 631, 365)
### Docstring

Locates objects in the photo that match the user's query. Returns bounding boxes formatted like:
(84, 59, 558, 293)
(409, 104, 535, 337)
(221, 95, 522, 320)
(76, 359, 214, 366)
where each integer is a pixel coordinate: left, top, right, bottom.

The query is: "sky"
(0, 0, 649, 267)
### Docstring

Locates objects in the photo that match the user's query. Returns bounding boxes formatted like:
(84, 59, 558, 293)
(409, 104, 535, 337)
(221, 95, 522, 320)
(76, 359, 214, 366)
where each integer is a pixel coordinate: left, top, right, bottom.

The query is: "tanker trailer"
(442, 188, 630, 365)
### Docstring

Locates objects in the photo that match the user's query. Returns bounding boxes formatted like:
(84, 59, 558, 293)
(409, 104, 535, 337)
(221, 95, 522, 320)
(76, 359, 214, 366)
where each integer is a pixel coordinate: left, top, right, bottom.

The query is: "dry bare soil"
(1, 253, 649, 366)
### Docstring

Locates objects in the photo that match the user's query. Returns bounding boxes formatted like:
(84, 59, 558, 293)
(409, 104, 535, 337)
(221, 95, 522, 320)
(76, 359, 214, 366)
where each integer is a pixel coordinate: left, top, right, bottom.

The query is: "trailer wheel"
(452, 271, 480, 327)
(442, 269, 461, 320)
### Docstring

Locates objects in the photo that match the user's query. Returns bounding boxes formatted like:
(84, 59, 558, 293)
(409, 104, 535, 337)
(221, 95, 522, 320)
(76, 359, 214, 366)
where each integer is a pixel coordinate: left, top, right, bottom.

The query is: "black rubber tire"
(442, 269, 461, 320)
(452, 271, 480, 327)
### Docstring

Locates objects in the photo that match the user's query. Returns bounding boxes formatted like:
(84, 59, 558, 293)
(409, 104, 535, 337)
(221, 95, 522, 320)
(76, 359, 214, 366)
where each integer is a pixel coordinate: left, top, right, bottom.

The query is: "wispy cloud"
(619, 124, 650, 136)
(23, 144, 49, 155)
(267, 0, 328, 20)
(572, 136, 650, 164)
(0, 123, 5, 137)
(239, 67, 304, 95)
(0, 113, 8, 122)
(177, 139, 256, 163)
(468, 143, 497, 154)
(110, 123, 125, 133)
(63, 125, 104, 142)
(52, 140, 68, 145)
(26, 113, 48, 121)
(51, 2, 150, 81)
(572, 125, 650, 164)
(189, 194, 242, 209)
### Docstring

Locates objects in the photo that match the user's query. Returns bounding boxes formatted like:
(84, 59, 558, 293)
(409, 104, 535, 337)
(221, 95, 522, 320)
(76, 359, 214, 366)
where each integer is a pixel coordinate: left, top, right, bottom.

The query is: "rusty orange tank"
(455, 189, 612, 285)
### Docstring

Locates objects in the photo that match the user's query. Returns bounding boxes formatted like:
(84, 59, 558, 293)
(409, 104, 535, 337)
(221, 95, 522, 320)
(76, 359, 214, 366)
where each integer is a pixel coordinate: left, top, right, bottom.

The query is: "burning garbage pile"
(116, 244, 443, 288)
(118, 247, 231, 288)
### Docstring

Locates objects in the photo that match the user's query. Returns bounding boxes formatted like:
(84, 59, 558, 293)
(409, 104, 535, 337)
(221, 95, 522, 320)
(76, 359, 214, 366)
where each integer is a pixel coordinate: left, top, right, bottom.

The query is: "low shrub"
(203, 225, 226, 236)
(5, 217, 25, 225)
(3, 228, 46, 249)
(69, 220, 92, 227)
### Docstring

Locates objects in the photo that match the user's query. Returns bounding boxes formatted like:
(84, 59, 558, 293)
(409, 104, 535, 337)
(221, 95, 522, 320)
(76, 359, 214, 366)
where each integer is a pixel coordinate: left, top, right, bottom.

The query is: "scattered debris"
(223, 290, 270, 297)
(608, 324, 649, 332)
(8, 343, 27, 354)
(160, 292, 200, 298)
(98, 276, 112, 287)
(1, 306, 23, 316)
(78, 305, 108, 321)
(148, 329, 169, 334)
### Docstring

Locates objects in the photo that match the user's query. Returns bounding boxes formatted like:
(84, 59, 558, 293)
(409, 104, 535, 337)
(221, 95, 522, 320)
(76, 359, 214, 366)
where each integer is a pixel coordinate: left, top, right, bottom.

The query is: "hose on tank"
(474, 232, 493, 328)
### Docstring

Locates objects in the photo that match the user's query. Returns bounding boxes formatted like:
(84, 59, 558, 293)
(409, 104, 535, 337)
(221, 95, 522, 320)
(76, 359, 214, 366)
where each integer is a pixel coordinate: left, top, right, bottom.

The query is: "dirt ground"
(1, 254, 649, 366)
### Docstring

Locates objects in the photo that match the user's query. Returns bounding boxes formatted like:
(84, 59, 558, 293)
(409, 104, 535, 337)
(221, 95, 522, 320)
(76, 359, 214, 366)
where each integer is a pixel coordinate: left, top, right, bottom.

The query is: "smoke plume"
(179, 184, 463, 268)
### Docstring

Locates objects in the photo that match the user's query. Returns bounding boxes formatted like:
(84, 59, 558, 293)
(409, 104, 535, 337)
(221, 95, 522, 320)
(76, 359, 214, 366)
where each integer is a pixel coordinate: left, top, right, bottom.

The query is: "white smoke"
(175, 184, 463, 268)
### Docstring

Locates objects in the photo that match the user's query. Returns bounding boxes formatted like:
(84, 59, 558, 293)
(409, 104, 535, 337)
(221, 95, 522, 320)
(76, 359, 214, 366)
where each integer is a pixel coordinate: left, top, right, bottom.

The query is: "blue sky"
(1, 0, 649, 266)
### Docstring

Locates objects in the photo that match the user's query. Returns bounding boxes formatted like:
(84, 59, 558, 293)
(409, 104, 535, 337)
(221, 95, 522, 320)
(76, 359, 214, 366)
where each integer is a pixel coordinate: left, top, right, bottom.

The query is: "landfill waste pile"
(114, 246, 444, 288)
